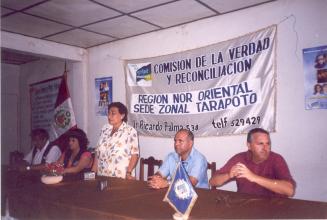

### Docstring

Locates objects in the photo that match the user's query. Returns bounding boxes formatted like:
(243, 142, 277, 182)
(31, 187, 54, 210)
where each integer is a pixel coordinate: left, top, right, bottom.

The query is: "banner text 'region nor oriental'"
(131, 80, 261, 115)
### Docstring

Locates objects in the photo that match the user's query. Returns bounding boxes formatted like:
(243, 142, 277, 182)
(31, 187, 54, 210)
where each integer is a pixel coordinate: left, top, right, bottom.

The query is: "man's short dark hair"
(247, 128, 269, 143)
(177, 128, 194, 141)
(31, 128, 49, 140)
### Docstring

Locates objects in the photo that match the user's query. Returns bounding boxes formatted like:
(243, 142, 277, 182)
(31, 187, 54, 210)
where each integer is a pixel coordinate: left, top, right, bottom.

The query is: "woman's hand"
(126, 172, 135, 180)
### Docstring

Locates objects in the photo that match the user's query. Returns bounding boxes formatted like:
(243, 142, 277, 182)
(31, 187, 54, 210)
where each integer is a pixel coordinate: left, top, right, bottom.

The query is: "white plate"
(41, 175, 63, 184)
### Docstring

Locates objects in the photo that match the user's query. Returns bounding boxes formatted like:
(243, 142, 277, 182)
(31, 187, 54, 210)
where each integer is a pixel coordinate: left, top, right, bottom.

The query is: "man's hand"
(147, 175, 169, 189)
(17, 165, 29, 172)
(232, 163, 295, 197)
(233, 162, 257, 182)
(229, 163, 239, 179)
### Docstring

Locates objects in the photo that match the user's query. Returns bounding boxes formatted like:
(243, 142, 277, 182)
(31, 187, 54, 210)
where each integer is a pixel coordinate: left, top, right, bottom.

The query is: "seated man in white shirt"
(21, 128, 61, 171)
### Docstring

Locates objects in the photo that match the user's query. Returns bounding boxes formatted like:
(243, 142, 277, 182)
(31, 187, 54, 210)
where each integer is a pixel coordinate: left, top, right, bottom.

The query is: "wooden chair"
(207, 161, 216, 190)
(139, 156, 163, 181)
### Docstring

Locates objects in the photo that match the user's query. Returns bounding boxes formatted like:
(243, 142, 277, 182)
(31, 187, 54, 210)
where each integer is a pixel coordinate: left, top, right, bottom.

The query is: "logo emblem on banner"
(54, 108, 71, 129)
(127, 63, 152, 87)
(136, 64, 152, 82)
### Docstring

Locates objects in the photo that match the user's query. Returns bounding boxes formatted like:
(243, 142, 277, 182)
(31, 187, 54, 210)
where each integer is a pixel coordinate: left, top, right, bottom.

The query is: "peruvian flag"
(51, 71, 77, 148)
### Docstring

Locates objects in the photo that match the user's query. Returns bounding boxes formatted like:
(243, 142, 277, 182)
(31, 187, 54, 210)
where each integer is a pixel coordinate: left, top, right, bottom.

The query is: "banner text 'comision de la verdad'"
(125, 25, 276, 137)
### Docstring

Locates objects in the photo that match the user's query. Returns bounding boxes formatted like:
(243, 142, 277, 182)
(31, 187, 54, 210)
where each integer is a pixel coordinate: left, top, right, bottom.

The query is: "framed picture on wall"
(303, 45, 327, 110)
(95, 76, 113, 116)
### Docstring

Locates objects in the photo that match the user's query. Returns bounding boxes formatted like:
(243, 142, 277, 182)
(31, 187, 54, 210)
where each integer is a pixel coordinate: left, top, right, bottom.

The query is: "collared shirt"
(215, 150, 296, 197)
(158, 148, 209, 189)
(23, 140, 61, 165)
(96, 122, 139, 178)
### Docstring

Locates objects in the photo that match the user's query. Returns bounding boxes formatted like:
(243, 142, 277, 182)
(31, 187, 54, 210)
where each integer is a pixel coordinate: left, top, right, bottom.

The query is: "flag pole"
(64, 61, 68, 80)
(51, 61, 77, 150)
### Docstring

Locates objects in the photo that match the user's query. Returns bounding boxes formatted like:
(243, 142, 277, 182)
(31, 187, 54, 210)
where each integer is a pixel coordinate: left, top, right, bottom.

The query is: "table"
(4, 170, 327, 219)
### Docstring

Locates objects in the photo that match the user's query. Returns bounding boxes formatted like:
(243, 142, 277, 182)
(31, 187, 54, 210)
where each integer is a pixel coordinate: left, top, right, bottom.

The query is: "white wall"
(18, 58, 88, 154)
(87, 0, 327, 202)
(1, 64, 20, 164)
(1, 31, 87, 156)
(1, 32, 86, 62)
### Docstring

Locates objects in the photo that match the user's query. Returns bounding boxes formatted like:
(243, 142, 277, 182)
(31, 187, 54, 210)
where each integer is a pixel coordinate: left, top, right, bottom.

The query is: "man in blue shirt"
(148, 129, 208, 189)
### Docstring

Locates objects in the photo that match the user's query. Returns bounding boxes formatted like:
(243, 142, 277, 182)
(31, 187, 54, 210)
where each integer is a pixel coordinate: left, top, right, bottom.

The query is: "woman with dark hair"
(323, 83, 327, 95)
(313, 84, 323, 95)
(56, 128, 93, 174)
(314, 54, 326, 69)
(315, 54, 327, 69)
(92, 102, 139, 179)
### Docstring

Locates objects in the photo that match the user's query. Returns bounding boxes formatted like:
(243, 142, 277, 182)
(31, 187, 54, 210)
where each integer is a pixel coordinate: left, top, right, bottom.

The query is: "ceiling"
(1, 0, 274, 65)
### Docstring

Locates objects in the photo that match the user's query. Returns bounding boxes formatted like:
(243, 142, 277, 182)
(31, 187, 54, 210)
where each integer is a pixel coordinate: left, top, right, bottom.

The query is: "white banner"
(125, 26, 276, 137)
(30, 76, 61, 141)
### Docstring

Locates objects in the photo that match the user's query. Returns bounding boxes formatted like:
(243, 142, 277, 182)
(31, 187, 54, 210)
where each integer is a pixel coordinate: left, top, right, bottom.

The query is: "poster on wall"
(125, 25, 277, 137)
(30, 76, 62, 141)
(95, 76, 113, 116)
(303, 45, 327, 110)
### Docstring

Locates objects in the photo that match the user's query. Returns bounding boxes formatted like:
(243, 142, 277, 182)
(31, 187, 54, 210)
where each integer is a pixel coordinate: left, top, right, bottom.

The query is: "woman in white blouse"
(92, 102, 139, 179)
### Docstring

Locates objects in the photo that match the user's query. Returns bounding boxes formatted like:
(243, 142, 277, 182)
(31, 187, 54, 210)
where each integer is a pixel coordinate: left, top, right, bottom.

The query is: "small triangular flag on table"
(163, 161, 198, 219)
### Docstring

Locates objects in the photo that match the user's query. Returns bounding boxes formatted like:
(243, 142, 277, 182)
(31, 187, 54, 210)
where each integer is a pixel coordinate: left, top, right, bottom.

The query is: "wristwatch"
(26, 166, 31, 171)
